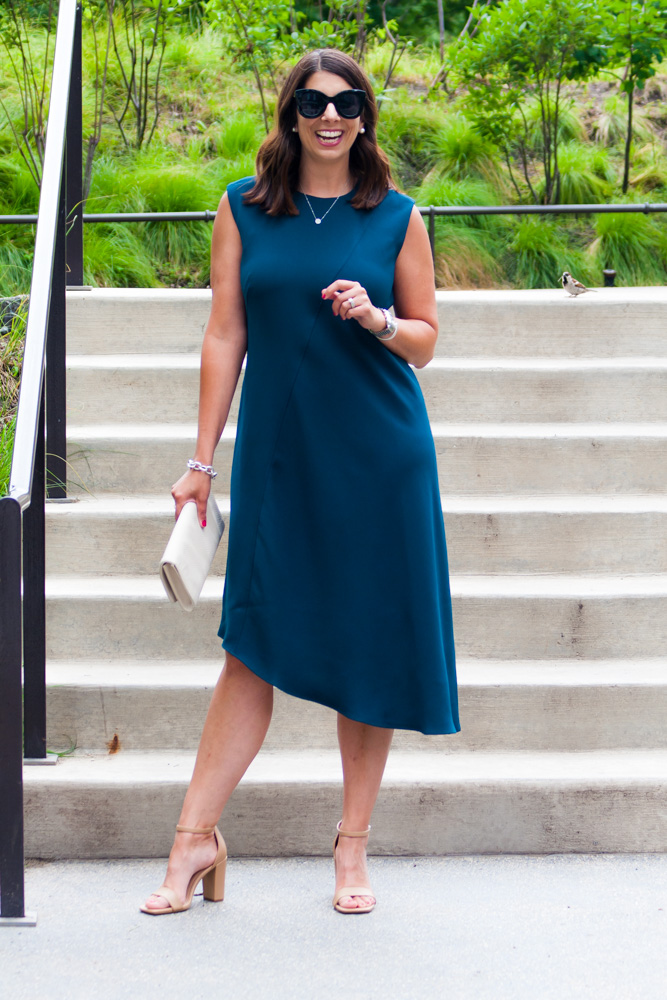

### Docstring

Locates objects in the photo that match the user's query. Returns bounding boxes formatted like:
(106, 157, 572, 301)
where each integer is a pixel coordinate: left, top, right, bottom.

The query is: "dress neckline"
(296, 182, 358, 202)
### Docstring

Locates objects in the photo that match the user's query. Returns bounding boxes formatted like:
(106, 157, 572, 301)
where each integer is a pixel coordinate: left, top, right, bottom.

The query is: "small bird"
(561, 271, 596, 296)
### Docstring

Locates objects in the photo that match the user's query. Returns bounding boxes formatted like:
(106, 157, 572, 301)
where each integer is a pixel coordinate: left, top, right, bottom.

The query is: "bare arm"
(171, 192, 247, 524)
(321, 206, 438, 369)
(389, 206, 438, 368)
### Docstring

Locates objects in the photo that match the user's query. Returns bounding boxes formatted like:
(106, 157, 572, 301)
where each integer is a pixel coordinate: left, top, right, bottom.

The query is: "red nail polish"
(202, 519, 207, 527)
(321, 291, 326, 299)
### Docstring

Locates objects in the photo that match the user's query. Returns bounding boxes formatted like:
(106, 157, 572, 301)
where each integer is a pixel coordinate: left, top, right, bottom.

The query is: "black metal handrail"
(0, 0, 80, 925)
(3, 201, 667, 226)
(3, 200, 666, 271)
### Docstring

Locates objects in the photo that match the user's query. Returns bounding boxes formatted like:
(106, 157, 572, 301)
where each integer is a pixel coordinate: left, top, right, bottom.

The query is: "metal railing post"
(46, 168, 68, 499)
(428, 206, 435, 264)
(66, 1, 83, 286)
(0, 499, 26, 919)
(23, 387, 47, 760)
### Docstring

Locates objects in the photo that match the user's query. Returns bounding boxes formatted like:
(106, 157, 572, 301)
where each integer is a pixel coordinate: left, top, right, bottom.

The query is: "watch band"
(369, 307, 398, 341)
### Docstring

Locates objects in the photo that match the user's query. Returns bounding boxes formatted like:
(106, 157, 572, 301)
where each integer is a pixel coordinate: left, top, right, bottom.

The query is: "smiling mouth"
(316, 130, 343, 145)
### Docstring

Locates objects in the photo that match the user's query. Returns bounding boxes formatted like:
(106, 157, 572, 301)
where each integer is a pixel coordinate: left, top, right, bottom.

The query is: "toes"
(145, 894, 169, 910)
(338, 894, 374, 908)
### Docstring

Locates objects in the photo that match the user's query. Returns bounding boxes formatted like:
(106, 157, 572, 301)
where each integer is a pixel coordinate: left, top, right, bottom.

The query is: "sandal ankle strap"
(176, 824, 216, 834)
(336, 820, 371, 838)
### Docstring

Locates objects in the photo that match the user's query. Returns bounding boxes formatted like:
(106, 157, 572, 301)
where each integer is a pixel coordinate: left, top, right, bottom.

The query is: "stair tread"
(65, 285, 667, 304)
(45, 658, 667, 687)
(24, 748, 667, 783)
(66, 354, 667, 370)
(67, 421, 667, 439)
(44, 572, 667, 599)
(44, 493, 667, 515)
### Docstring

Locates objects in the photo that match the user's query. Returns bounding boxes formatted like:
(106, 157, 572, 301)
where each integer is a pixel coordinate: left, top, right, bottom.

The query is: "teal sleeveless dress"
(218, 177, 460, 735)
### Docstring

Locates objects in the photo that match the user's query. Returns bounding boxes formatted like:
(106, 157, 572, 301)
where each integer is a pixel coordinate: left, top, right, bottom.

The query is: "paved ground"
(2, 854, 666, 1000)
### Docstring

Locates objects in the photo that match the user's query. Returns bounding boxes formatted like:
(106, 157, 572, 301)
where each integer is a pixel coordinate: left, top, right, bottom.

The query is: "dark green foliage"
(590, 211, 667, 284)
(0, 301, 26, 495)
(4, 6, 667, 294)
(451, 0, 612, 203)
(377, 110, 435, 186)
(606, 0, 667, 192)
(537, 143, 616, 204)
(504, 219, 596, 289)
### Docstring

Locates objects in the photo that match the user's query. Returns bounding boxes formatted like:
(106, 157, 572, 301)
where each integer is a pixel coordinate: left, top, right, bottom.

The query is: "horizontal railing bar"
(420, 203, 667, 216)
(3, 202, 667, 226)
(8, 0, 77, 510)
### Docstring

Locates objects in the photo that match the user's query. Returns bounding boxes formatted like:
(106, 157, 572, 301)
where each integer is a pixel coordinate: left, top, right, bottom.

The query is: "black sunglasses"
(294, 88, 366, 120)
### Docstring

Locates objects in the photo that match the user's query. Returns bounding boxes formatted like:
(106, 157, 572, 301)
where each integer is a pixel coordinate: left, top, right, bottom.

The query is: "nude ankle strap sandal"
(332, 820, 376, 914)
(140, 824, 227, 915)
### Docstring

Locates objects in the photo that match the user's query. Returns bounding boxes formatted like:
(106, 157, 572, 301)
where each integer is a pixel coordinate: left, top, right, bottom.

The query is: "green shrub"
(588, 212, 667, 284)
(523, 98, 586, 148)
(504, 218, 595, 289)
(434, 223, 506, 289)
(214, 116, 263, 159)
(593, 94, 656, 147)
(0, 414, 16, 496)
(411, 174, 508, 232)
(626, 143, 667, 191)
(0, 241, 33, 299)
(83, 226, 159, 287)
(0, 157, 40, 213)
(420, 114, 503, 186)
(536, 142, 616, 204)
(377, 104, 444, 187)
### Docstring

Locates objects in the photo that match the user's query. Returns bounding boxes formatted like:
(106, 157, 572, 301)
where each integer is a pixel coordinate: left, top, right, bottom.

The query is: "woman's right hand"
(171, 469, 211, 528)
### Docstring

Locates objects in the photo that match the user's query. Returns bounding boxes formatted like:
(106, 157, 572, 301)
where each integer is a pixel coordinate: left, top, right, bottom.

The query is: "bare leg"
(335, 713, 393, 910)
(144, 652, 273, 910)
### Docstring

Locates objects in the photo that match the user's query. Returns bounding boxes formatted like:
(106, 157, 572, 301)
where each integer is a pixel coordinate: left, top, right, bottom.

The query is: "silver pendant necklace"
(302, 191, 342, 225)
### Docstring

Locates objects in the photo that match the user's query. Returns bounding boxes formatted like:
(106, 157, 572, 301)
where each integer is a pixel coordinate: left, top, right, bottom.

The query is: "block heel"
(202, 853, 226, 902)
(141, 824, 227, 915)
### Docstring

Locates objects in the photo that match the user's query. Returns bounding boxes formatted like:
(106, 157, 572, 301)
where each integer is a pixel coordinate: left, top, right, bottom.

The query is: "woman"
(142, 48, 460, 917)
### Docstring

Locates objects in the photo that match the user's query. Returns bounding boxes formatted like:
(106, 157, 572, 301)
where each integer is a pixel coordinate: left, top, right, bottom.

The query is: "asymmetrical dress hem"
(221, 638, 461, 736)
(218, 177, 461, 737)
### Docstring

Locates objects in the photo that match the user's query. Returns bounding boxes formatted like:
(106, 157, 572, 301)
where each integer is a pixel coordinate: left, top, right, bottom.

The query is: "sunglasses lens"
(295, 90, 325, 118)
(335, 91, 364, 118)
(294, 89, 366, 119)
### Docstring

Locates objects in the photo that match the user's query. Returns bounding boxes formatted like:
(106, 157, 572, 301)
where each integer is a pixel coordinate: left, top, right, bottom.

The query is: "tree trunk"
(437, 0, 445, 62)
(622, 86, 633, 194)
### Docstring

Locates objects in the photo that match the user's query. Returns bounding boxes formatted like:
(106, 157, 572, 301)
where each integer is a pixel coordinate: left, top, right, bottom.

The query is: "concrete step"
(45, 494, 667, 576)
(65, 355, 667, 425)
(65, 287, 667, 358)
(46, 496, 231, 577)
(24, 747, 667, 857)
(45, 659, 667, 755)
(44, 574, 667, 660)
(65, 422, 667, 496)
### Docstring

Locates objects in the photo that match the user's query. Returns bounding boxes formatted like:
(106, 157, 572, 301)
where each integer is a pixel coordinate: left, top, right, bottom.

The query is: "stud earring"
(359, 126, 366, 134)
(292, 126, 298, 132)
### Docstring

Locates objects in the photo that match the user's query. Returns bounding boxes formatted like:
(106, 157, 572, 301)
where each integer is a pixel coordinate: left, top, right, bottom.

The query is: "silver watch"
(369, 307, 398, 341)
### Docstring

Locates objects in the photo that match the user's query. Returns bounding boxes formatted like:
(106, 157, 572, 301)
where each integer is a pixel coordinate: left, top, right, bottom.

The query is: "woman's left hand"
(321, 279, 385, 333)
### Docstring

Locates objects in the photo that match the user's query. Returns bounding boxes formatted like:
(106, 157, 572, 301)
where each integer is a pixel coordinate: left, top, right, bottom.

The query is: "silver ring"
(347, 297, 356, 309)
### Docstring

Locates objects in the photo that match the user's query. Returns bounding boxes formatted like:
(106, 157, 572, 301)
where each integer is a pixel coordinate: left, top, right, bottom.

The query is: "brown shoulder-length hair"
(243, 49, 395, 215)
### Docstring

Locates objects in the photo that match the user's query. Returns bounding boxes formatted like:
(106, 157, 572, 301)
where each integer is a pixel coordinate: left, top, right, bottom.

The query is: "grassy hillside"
(2, 26, 667, 298)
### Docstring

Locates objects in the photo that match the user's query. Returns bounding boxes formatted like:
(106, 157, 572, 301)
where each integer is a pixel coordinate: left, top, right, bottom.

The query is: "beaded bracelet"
(187, 459, 218, 479)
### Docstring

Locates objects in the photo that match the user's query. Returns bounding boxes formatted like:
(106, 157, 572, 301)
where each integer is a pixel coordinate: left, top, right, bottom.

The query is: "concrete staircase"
(25, 287, 667, 858)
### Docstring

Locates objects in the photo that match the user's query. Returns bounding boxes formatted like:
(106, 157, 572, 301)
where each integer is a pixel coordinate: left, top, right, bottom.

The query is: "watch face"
(382, 308, 395, 330)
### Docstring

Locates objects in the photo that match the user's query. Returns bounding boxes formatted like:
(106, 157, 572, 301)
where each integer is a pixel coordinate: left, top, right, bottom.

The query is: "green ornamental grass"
(589, 212, 667, 284)
(3, 11, 667, 293)
(506, 219, 596, 289)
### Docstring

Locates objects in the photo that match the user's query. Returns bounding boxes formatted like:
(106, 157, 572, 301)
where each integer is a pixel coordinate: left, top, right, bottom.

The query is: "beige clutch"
(159, 498, 225, 611)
